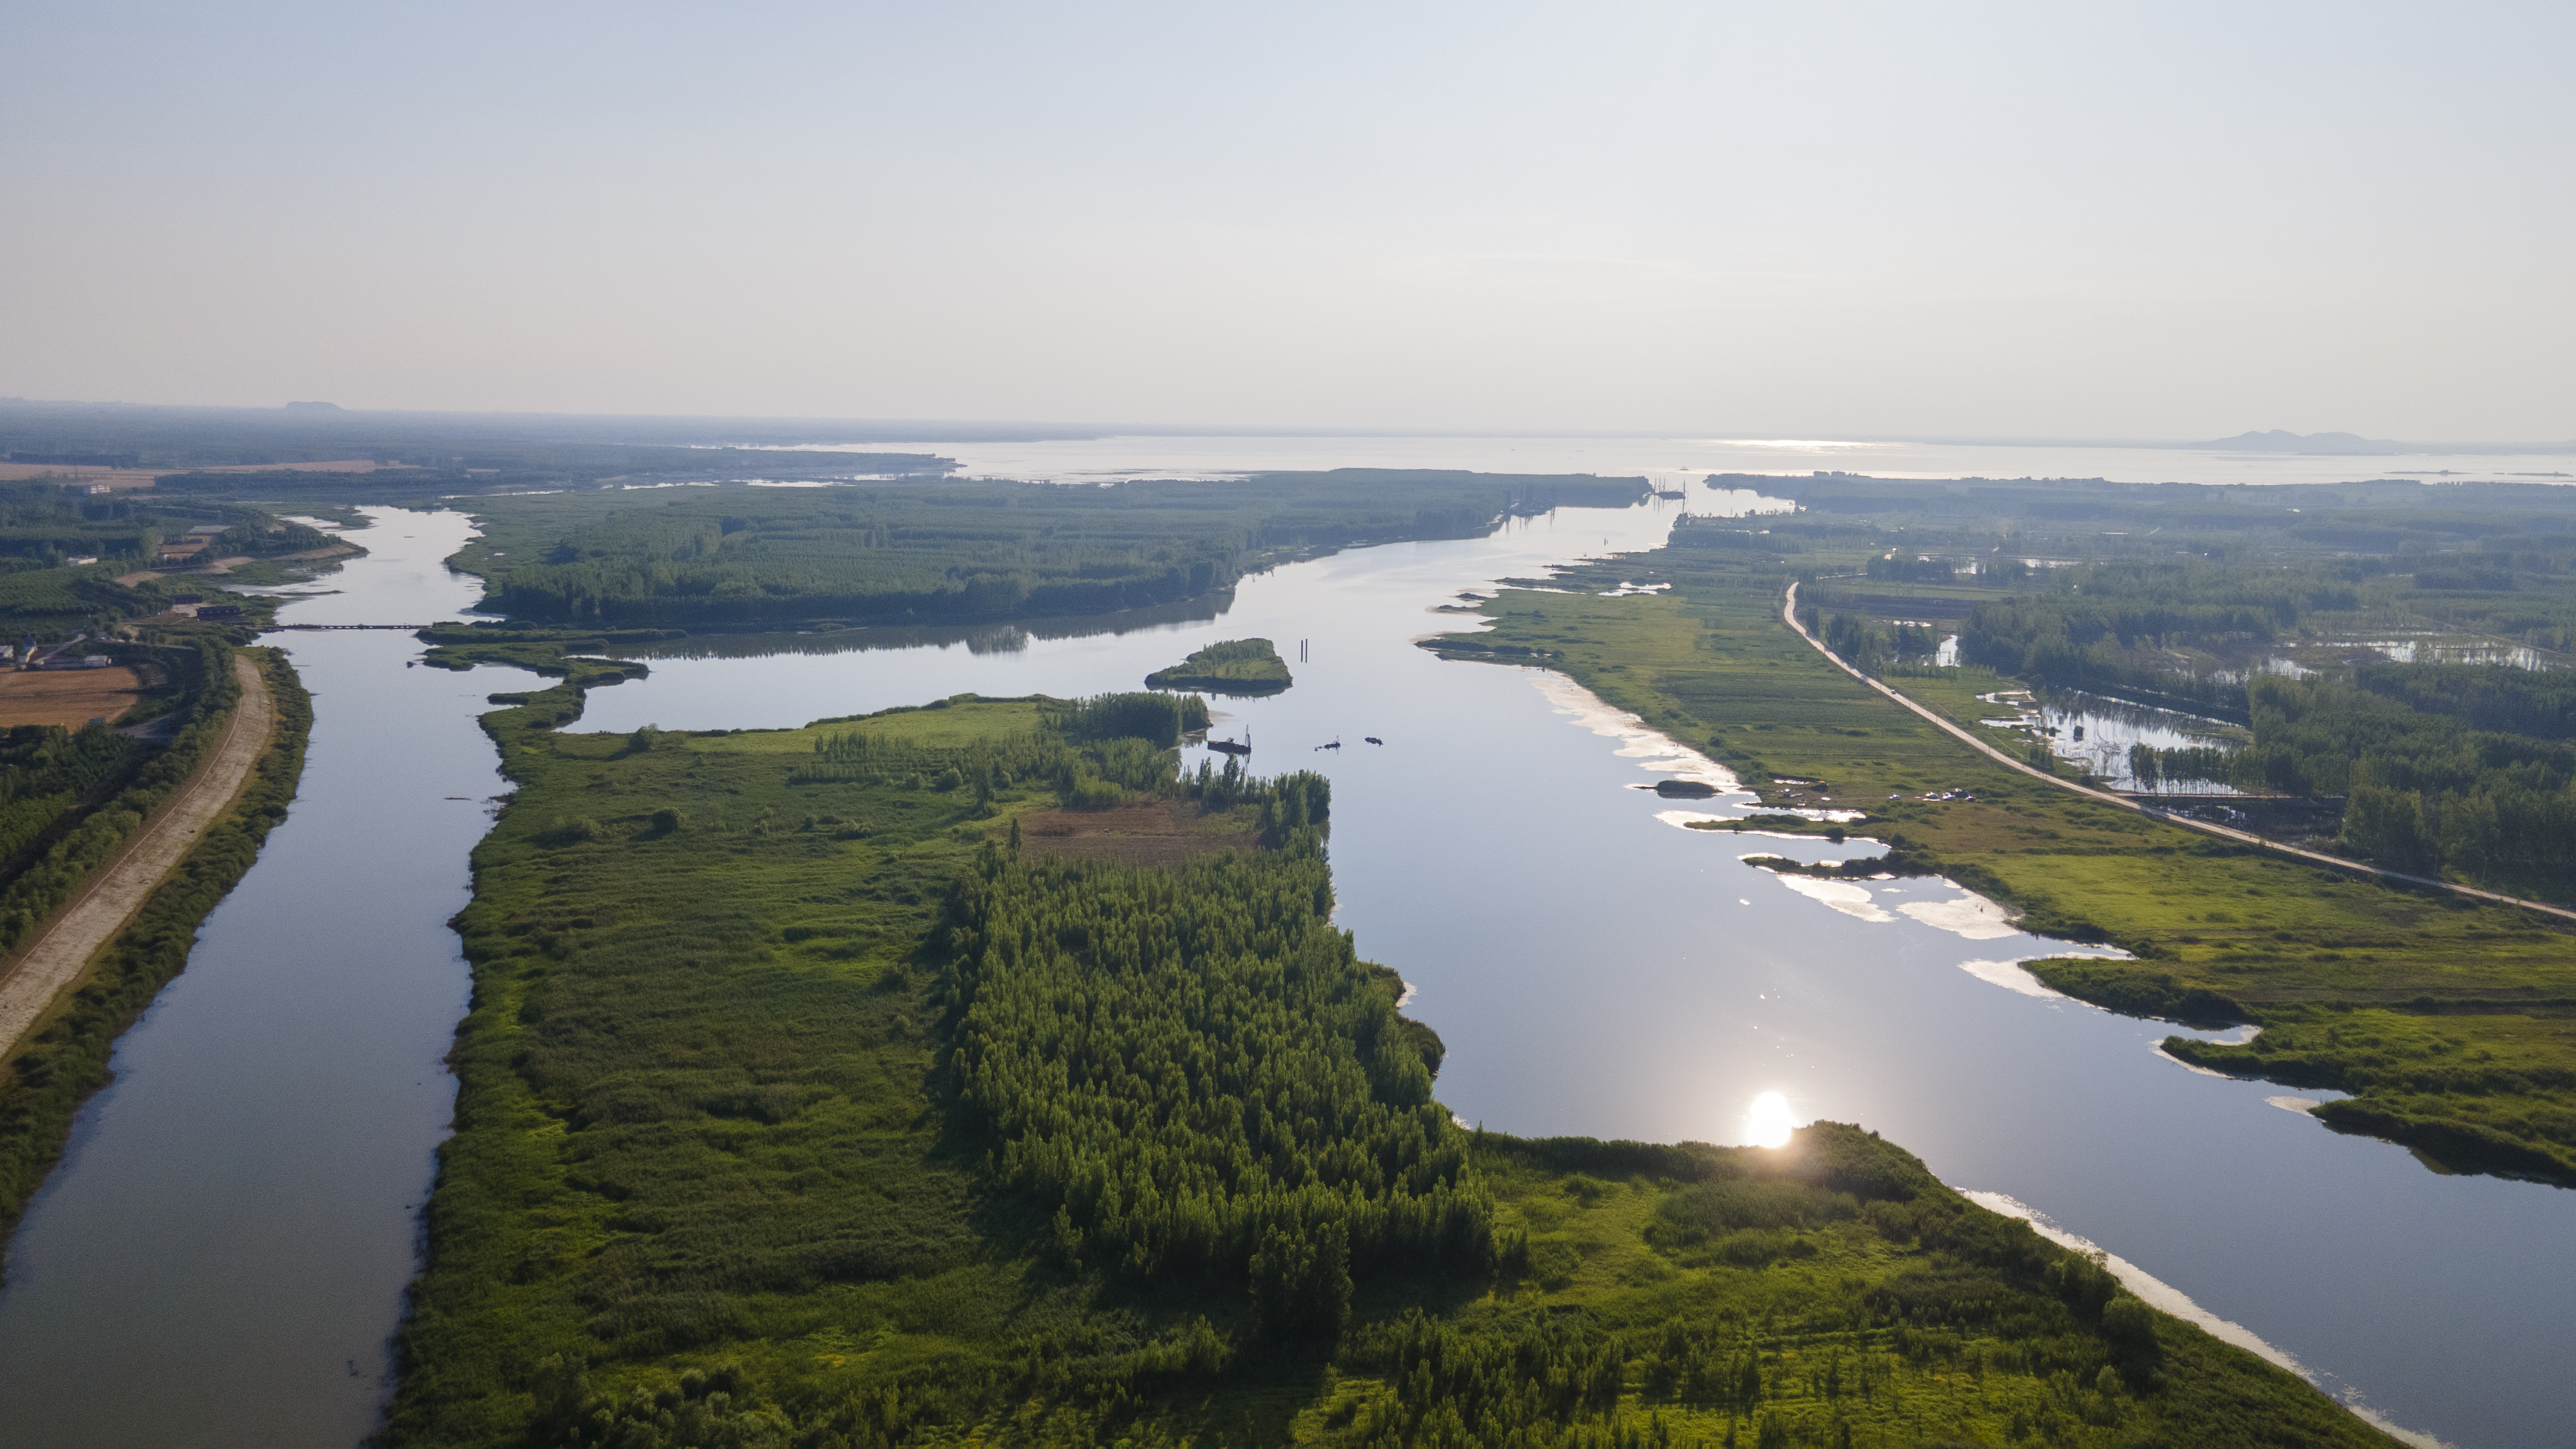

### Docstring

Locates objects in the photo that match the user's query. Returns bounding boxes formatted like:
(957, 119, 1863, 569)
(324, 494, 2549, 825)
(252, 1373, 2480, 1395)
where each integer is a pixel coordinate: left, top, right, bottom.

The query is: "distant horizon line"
(3, 396, 2571, 455)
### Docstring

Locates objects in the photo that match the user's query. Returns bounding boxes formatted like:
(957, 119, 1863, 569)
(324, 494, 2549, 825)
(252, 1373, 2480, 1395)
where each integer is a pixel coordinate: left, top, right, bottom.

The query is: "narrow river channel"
(1, 500, 2568, 1446)
(0, 511, 530, 1448)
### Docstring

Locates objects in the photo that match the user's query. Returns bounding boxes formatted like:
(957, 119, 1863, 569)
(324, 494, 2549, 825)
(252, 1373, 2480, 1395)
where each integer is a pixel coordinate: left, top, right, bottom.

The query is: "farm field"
(0, 667, 144, 728)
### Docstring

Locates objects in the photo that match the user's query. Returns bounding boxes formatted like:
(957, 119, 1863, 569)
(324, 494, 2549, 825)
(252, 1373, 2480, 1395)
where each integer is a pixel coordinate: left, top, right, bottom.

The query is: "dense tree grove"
(1952, 561, 2371, 716)
(1043, 691, 1212, 746)
(942, 843, 1493, 1335)
(0, 723, 141, 868)
(1816, 613, 1941, 673)
(462, 473, 1651, 628)
(2354, 660, 2576, 741)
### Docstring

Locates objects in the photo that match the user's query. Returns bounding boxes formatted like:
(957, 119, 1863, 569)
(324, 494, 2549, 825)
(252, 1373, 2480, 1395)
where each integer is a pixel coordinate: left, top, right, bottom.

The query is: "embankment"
(0, 651, 312, 1260)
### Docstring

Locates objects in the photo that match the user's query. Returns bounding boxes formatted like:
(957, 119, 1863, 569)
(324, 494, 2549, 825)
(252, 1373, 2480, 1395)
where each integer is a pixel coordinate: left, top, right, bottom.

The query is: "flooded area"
(1976, 687, 2249, 791)
(0, 497, 2570, 1446)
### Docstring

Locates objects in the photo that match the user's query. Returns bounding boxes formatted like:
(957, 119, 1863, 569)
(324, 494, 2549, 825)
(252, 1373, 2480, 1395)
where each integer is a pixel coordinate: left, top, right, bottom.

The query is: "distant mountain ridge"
(2185, 430, 2576, 457)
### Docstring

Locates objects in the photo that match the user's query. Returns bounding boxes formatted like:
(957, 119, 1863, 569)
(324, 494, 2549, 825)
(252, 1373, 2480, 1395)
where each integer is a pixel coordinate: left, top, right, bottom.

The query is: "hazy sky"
(5, 3, 2568, 439)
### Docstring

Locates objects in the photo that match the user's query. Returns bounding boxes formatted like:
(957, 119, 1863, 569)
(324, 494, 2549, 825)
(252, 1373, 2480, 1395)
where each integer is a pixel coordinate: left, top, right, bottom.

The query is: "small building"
(63, 554, 98, 567)
(195, 603, 244, 621)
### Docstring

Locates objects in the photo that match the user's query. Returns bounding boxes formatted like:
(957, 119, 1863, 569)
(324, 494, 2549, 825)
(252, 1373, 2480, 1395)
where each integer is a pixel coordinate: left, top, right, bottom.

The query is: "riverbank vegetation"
(442, 472, 1649, 630)
(384, 661, 2394, 1446)
(1144, 636, 1293, 694)
(0, 480, 329, 637)
(0, 647, 310, 1264)
(0, 630, 246, 963)
(1454, 482, 2576, 1186)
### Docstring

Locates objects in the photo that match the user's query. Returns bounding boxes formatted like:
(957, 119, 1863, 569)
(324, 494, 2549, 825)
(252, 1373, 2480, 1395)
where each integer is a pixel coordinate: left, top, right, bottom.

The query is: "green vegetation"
(1047, 691, 1213, 747)
(1144, 637, 1294, 695)
(1717, 474, 2576, 902)
(0, 648, 311, 1261)
(0, 479, 337, 636)
(0, 634, 245, 961)
(0, 724, 146, 875)
(448, 472, 1647, 630)
(1443, 540, 2576, 1186)
(386, 660, 2391, 1446)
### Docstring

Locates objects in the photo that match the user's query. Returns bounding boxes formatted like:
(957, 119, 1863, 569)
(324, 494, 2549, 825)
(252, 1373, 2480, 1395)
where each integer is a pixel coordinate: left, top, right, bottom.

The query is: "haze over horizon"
(5, 3, 2567, 441)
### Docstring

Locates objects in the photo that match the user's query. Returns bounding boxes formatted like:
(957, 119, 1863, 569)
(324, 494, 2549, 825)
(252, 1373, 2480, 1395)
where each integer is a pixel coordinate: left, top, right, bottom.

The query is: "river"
(0, 511, 527, 1448)
(1, 499, 2570, 1446)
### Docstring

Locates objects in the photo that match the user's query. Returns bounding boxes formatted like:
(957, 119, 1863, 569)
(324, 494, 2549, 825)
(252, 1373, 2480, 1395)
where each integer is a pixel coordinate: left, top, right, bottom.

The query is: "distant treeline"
(0, 398, 951, 483)
(461, 472, 1650, 629)
(0, 480, 323, 570)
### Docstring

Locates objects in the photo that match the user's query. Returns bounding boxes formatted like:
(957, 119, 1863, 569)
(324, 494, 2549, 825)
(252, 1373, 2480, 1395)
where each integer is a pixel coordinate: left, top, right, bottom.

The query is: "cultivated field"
(0, 667, 144, 727)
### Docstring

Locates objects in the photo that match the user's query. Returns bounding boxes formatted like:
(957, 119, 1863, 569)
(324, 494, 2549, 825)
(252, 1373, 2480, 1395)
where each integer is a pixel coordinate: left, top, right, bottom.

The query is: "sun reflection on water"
(1747, 1092, 1795, 1148)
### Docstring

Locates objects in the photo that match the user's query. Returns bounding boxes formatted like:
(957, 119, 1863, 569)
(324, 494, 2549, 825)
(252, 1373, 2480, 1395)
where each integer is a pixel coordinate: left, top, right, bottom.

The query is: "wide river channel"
(2, 498, 2570, 1448)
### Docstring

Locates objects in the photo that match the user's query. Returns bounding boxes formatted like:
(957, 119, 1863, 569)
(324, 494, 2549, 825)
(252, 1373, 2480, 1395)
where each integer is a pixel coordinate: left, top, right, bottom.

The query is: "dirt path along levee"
(0, 656, 276, 1057)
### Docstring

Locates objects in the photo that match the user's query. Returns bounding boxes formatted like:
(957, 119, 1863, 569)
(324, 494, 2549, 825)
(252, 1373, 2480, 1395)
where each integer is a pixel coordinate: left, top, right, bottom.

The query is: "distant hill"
(2183, 430, 2576, 457)
(2190, 430, 2398, 455)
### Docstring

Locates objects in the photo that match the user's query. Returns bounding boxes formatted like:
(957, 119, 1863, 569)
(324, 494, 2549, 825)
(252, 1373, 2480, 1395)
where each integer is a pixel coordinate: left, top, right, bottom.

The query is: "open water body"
(770, 431, 2576, 489)
(1, 500, 2571, 1446)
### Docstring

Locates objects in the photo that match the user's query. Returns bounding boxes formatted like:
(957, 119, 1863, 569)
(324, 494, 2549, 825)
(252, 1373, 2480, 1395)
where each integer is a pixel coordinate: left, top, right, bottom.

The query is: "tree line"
(463, 473, 1651, 629)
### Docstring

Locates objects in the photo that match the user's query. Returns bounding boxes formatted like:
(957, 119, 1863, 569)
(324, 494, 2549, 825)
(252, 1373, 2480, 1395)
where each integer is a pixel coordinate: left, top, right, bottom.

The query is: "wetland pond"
(1, 500, 2571, 1447)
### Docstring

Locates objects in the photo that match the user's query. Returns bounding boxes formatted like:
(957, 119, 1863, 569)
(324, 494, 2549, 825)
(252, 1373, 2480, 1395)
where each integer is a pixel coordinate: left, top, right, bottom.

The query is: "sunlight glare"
(1747, 1092, 1794, 1149)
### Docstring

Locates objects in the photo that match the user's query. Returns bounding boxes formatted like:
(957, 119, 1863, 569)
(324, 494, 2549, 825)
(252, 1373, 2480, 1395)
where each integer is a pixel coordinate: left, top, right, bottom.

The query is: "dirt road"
(0, 656, 276, 1056)
(1780, 582, 2576, 927)
(116, 542, 359, 588)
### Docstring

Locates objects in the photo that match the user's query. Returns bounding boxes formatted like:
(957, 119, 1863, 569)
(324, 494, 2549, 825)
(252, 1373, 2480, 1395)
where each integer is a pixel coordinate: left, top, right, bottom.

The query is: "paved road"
(1781, 582, 2576, 927)
(0, 656, 276, 1056)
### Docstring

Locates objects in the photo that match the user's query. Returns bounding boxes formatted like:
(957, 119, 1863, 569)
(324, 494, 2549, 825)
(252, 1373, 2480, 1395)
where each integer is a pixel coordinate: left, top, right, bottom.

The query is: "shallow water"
(1976, 687, 2247, 792)
(0, 511, 527, 1448)
(0, 499, 2568, 1446)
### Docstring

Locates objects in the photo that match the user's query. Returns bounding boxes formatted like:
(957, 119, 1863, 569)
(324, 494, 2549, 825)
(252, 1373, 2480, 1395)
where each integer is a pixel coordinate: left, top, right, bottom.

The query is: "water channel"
(2, 500, 2571, 1446)
(0, 511, 528, 1448)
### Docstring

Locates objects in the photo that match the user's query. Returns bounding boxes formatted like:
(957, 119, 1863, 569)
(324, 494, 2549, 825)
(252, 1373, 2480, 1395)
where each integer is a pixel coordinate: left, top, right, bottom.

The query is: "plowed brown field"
(0, 667, 144, 727)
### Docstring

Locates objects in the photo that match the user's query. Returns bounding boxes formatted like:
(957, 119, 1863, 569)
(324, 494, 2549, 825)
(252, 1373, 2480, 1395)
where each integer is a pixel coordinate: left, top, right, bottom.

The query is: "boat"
(1207, 737, 1251, 757)
(1653, 779, 1718, 798)
(1363, 736, 1383, 745)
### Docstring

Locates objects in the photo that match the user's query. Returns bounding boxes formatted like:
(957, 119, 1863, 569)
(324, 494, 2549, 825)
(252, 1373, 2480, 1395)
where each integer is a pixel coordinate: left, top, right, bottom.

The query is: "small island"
(1144, 636, 1293, 695)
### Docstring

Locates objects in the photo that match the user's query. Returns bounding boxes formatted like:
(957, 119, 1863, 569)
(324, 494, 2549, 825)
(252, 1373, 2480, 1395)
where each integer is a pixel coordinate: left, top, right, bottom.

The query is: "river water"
(1, 500, 2570, 1446)
(0, 511, 527, 1448)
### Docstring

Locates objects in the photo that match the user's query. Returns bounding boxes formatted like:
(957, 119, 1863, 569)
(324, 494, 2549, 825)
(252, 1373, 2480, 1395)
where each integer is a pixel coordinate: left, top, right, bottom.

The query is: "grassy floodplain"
(1442, 550, 2576, 1186)
(384, 659, 2396, 1447)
